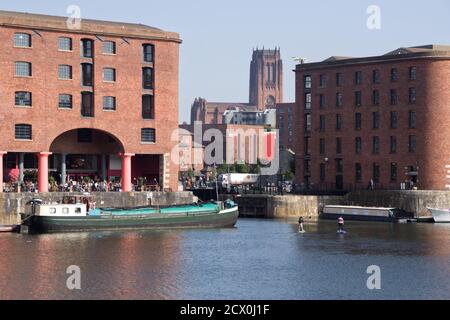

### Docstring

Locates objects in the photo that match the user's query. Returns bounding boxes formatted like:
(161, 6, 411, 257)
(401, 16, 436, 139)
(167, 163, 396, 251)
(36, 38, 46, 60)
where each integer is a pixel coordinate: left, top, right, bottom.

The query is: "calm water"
(1, 218, 450, 300)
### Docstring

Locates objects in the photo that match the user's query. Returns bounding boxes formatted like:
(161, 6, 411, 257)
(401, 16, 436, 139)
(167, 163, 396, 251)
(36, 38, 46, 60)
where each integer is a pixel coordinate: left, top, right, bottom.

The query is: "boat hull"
(23, 207, 239, 233)
(429, 208, 450, 223)
(321, 212, 397, 222)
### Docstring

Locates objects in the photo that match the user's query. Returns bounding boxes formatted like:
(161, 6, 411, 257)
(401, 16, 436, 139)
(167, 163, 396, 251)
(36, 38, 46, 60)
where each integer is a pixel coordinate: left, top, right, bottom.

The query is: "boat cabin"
(25, 195, 96, 217)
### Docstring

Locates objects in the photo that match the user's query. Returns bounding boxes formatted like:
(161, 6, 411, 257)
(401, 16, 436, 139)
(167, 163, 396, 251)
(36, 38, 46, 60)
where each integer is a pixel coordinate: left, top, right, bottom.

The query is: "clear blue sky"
(1, 0, 449, 123)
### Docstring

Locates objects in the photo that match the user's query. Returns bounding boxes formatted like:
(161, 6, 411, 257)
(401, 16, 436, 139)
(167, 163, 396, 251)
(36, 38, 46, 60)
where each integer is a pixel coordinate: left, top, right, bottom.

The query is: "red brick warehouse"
(294, 45, 450, 191)
(0, 10, 182, 192)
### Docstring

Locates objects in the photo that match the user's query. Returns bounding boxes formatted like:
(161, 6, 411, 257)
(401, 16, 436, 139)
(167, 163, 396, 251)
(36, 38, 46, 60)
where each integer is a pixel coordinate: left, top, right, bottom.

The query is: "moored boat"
(428, 208, 450, 223)
(21, 195, 239, 233)
(321, 205, 410, 222)
(0, 225, 20, 233)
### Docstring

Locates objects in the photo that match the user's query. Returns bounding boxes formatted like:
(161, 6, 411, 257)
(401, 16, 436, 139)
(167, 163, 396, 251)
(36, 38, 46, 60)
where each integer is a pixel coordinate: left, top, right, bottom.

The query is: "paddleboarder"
(298, 216, 305, 232)
(338, 216, 345, 233)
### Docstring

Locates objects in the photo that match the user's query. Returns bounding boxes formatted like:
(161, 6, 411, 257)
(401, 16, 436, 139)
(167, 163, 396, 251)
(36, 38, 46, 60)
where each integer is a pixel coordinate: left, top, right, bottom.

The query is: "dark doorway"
(336, 175, 344, 190)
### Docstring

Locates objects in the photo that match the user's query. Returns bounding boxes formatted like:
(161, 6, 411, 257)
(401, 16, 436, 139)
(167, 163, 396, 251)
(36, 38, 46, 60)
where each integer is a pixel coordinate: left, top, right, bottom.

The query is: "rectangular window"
(409, 67, 417, 80)
(372, 111, 380, 129)
(390, 111, 398, 129)
(319, 115, 326, 132)
(77, 129, 92, 143)
(15, 92, 32, 106)
(355, 71, 362, 85)
(141, 128, 156, 143)
(14, 33, 32, 47)
(15, 124, 32, 140)
(15, 62, 31, 77)
(409, 87, 416, 104)
(304, 160, 311, 175)
(336, 159, 343, 173)
(319, 94, 326, 109)
(103, 68, 116, 82)
(304, 114, 311, 132)
(390, 163, 398, 182)
(102, 41, 116, 54)
(336, 114, 342, 131)
(319, 74, 327, 88)
(103, 96, 116, 111)
(373, 69, 380, 84)
(355, 113, 362, 130)
(58, 37, 72, 51)
(355, 137, 362, 154)
(409, 135, 416, 153)
(355, 91, 362, 107)
(81, 39, 93, 58)
(320, 163, 326, 182)
(408, 111, 416, 129)
(143, 67, 153, 89)
(373, 163, 380, 183)
(355, 163, 362, 183)
(336, 137, 342, 154)
(81, 63, 93, 86)
(304, 75, 312, 89)
(305, 93, 312, 109)
(58, 65, 72, 80)
(81, 92, 94, 117)
(142, 95, 155, 119)
(373, 136, 380, 154)
(143, 44, 154, 63)
(336, 73, 343, 86)
(59, 94, 72, 109)
(304, 137, 311, 156)
(336, 92, 343, 107)
(319, 138, 326, 155)
(390, 136, 397, 154)
(391, 68, 398, 82)
(372, 90, 380, 105)
(390, 89, 398, 105)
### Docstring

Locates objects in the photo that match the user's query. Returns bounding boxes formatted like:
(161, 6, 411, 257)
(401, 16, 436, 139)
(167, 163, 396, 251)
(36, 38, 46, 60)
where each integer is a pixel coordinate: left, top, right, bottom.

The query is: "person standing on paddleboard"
(298, 216, 305, 232)
(338, 216, 345, 232)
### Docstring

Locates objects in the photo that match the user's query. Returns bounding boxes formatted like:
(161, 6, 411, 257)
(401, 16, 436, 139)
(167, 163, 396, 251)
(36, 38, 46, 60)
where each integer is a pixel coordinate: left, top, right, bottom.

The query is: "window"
(59, 94, 72, 109)
(355, 91, 362, 106)
(355, 113, 362, 130)
(355, 163, 362, 183)
(335, 114, 342, 131)
(304, 160, 311, 174)
(103, 68, 116, 82)
(58, 65, 72, 80)
(81, 39, 93, 58)
(81, 92, 94, 117)
(372, 111, 380, 129)
(390, 136, 397, 154)
(304, 75, 312, 89)
(373, 136, 380, 154)
(304, 114, 311, 132)
(409, 67, 417, 80)
(391, 68, 398, 82)
(319, 138, 325, 155)
(409, 87, 416, 104)
(355, 71, 362, 85)
(319, 115, 326, 132)
(373, 163, 380, 183)
(15, 92, 32, 106)
(15, 124, 32, 140)
(81, 63, 93, 86)
(305, 93, 312, 109)
(77, 129, 92, 143)
(408, 135, 416, 153)
(390, 111, 398, 129)
(141, 128, 156, 143)
(143, 44, 154, 62)
(336, 73, 343, 86)
(320, 163, 326, 182)
(319, 94, 326, 109)
(143, 67, 153, 89)
(336, 159, 343, 173)
(336, 92, 343, 107)
(142, 95, 155, 119)
(319, 74, 327, 88)
(103, 96, 116, 111)
(372, 90, 380, 105)
(15, 62, 31, 77)
(408, 111, 416, 129)
(304, 137, 311, 156)
(355, 137, 362, 154)
(102, 41, 116, 54)
(58, 37, 72, 51)
(14, 33, 31, 47)
(372, 69, 380, 84)
(390, 163, 398, 182)
(336, 137, 342, 154)
(390, 89, 398, 105)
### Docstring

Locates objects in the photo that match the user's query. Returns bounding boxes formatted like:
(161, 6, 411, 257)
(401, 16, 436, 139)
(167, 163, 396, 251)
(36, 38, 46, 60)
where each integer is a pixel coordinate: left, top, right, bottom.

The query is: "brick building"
(0, 10, 181, 192)
(294, 45, 450, 191)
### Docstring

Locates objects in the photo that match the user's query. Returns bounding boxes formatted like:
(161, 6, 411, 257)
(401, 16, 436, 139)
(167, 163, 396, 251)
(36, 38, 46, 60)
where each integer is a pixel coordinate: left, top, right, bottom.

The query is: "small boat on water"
(21, 195, 239, 233)
(0, 225, 20, 233)
(428, 208, 450, 223)
(321, 205, 410, 222)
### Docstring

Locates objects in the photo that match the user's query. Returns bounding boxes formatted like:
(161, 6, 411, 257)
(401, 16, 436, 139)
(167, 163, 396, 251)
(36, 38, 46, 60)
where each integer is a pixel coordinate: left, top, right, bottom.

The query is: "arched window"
(14, 33, 31, 47)
(143, 44, 154, 62)
(142, 95, 154, 119)
(142, 67, 153, 89)
(81, 39, 94, 58)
